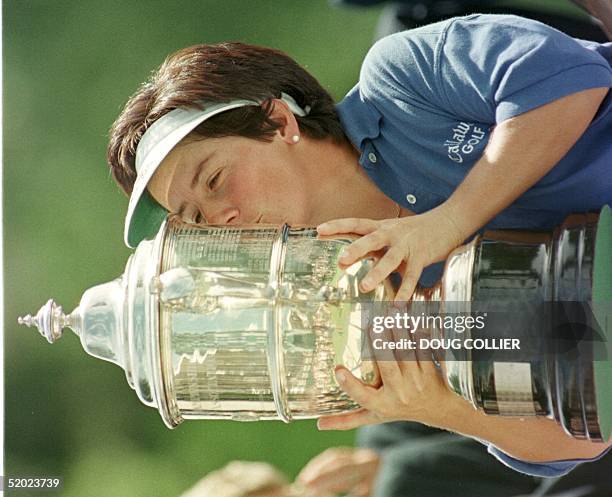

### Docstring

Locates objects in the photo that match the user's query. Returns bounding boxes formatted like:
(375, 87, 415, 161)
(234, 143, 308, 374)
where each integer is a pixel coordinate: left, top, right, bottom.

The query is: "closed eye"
(177, 204, 204, 225)
(193, 211, 205, 224)
(207, 169, 222, 190)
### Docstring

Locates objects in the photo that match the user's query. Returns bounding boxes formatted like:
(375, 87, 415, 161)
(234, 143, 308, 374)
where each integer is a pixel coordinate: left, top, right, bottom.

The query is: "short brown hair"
(107, 42, 346, 195)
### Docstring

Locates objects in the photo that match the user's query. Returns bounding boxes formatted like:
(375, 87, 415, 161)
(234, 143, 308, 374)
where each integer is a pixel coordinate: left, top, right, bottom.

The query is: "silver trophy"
(19, 208, 612, 442)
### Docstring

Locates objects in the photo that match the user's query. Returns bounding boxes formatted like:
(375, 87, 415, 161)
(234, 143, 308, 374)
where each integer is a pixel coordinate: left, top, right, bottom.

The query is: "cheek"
(225, 162, 308, 221)
(224, 168, 265, 208)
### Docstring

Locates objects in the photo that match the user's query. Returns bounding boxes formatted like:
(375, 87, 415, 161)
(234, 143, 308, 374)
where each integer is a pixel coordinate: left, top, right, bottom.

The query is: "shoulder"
(358, 14, 558, 96)
(360, 13, 549, 72)
(439, 13, 608, 66)
(360, 19, 449, 79)
(358, 19, 451, 101)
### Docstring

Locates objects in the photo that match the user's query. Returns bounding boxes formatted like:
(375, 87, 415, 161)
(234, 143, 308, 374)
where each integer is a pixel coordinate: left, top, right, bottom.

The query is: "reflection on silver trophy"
(19, 208, 612, 442)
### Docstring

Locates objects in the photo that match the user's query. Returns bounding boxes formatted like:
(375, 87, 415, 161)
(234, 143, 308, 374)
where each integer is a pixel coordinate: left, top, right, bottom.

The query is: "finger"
(297, 447, 378, 489)
(297, 447, 354, 474)
(334, 367, 379, 410)
(338, 231, 392, 267)
(388, 305, 411, 363)
(417, 342, 443, 385)
(348, 482, 372, 497)
(351, 448, 380, 467)
(305, 474, 363, 494)
(404, 349, 425, 393)
(299, 465, 366, 494)
(317, 408, 380, 431)
(338, 249, 384, 270)
(414, 328, 433, 365)
(317, 218, 380, 236)
(297, 448, 353, 485)
(394, 263, 424, 303)
(387, 318, 422, 392)
(359, 247, 404, 292)
(370, 323, 404, 390)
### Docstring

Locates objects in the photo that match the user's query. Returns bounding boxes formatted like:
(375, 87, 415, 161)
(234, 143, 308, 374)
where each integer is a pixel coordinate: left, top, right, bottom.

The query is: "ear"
(268, 98, 301, 145)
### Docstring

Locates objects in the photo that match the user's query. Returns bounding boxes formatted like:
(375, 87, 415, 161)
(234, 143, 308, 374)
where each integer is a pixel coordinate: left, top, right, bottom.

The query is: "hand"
(296, 447, 380, 497)
(317, 325, 464, 431)
(316, 203, 465, 302)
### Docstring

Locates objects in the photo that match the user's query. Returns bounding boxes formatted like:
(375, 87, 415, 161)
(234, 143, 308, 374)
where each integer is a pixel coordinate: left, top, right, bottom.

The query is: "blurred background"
(3, 1, 597, 496)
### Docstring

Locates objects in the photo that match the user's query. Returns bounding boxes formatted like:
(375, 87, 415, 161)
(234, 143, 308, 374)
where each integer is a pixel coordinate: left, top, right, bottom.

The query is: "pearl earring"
(292, 135, 300, 143)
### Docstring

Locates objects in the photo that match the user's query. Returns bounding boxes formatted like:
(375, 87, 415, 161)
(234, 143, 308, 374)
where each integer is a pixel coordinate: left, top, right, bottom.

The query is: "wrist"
(434, 201, 472, 242)
(435, 390, 478, 432)
(410, 378, 476, 432)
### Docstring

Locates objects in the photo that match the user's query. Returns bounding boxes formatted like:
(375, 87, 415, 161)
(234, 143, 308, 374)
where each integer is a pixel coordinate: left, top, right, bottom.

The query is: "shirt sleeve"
(438, 14, 612, 124)
(487, 443, 612, 478)
(359, 19, 452, 118)
(359, 14, 612, 125)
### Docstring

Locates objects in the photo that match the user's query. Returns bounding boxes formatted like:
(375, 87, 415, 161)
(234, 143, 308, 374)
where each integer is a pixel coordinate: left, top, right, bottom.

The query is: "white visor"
(123, 93, 308, 248)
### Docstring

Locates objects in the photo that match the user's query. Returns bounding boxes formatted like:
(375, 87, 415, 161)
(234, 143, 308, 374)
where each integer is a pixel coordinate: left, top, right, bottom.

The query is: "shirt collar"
(336, 84, 382, 149)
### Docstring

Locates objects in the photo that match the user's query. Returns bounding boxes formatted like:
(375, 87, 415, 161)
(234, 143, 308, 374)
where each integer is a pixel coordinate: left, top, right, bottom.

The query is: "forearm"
(437, 393, 612, 463)
(439, 87, 609, 239)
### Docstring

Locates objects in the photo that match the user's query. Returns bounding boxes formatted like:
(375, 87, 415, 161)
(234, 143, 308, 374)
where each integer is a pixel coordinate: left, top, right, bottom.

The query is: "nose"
(204, 206, 240, 225)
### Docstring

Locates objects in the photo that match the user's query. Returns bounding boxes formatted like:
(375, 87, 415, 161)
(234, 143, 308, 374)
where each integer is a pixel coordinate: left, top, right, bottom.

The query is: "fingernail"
(317, 419, 328, 430)
(316, 223, 329, 232)
(338, 250, 349, 262)
(335, 369, 346, 383)
(361, 277, 373, 291)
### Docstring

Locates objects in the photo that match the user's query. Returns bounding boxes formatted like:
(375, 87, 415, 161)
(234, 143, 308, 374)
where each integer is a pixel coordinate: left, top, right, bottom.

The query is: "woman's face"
(147, 133, 313, 226)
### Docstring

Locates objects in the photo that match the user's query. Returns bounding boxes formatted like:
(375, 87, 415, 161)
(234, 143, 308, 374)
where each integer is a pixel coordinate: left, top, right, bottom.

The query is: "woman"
(107, 14, 612, 476)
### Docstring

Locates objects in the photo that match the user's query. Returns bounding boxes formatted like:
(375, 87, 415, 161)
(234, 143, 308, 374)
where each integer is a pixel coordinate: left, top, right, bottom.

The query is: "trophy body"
(20, 219, 384, 427)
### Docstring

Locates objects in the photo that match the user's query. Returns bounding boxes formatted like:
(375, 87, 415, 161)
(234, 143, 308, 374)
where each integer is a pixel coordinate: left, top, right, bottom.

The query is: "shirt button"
(406, 194, 417, 205)
(367, 152, 377, 164)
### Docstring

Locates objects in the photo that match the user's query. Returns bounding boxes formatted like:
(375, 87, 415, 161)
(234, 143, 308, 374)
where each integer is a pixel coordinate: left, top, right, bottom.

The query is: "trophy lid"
(18, 298, 76, 344)
(18, 278, 125, 366)
(17, 219, 180, 429)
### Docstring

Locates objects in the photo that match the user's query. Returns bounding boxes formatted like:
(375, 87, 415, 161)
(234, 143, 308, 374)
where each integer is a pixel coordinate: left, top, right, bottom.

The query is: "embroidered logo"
(444, 122, 486, 164)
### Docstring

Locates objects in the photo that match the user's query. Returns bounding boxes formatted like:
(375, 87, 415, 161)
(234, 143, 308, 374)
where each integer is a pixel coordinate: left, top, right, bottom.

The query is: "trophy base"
(593, 205, 612, 442)
(441, 206, 611, 442)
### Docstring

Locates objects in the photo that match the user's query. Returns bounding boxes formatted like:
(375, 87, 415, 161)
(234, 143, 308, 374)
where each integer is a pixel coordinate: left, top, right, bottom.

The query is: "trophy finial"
(18, 298, 75, 343)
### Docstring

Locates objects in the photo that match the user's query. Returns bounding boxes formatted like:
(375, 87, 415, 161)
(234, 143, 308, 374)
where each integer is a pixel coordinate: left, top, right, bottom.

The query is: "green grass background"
(3, 1, 588, 496)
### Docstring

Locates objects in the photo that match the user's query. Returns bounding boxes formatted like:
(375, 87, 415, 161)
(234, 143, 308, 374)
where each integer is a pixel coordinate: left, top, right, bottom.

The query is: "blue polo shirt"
(336, 14, 612, 477)
(337, 14, 612, 230)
